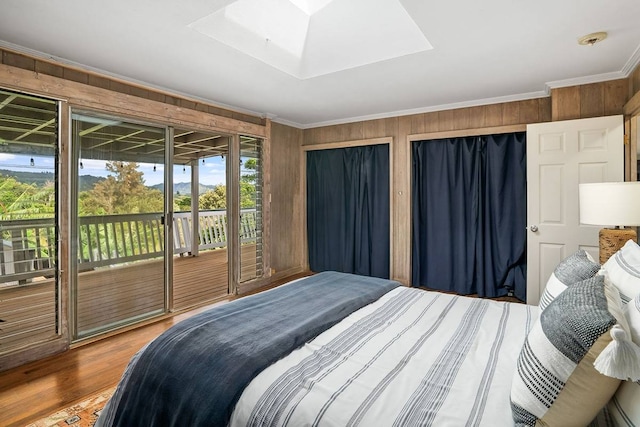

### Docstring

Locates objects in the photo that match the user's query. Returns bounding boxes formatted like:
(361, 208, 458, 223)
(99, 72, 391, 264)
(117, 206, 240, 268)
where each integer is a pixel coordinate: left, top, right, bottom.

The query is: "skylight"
(189, 0, 432, 79)
(289, 0, 333, 15)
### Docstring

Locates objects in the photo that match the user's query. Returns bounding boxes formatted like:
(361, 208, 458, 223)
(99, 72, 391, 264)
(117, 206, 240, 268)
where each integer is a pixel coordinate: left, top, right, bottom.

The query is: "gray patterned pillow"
(511, 275, 621, 426)
(539, 250, 600, 310)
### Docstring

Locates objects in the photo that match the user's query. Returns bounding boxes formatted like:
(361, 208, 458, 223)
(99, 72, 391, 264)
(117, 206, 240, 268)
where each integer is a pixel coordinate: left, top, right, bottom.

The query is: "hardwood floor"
(0, 271, 311, 427)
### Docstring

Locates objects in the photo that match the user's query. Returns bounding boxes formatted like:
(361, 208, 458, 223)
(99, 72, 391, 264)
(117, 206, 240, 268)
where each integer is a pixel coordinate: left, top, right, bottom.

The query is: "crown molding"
(622, 43, 640, 76)
(545, 71, 628, 91)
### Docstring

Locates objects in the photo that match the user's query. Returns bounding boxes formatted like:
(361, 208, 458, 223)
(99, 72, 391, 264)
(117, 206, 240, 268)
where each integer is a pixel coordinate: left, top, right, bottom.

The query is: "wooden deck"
(0, 247, 240, 357)
(174, 248, 230, 309)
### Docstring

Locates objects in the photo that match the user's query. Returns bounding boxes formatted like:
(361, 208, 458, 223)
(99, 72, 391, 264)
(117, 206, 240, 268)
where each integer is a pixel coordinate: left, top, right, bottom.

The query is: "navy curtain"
(307, 144, 390, 279)
(411, 132, 526, 299)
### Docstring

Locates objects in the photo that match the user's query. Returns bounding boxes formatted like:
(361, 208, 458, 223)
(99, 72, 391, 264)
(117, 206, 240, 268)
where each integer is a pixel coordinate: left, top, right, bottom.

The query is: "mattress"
(230, 286, 538, 426)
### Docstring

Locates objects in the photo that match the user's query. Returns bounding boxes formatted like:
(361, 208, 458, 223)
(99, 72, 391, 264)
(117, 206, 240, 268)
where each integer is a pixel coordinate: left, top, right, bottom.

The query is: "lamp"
(579, 182, 640, 264)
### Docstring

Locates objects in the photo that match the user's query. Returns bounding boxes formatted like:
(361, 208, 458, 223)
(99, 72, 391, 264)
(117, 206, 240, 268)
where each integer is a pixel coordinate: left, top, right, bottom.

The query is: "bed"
(96, 247, 640, 427)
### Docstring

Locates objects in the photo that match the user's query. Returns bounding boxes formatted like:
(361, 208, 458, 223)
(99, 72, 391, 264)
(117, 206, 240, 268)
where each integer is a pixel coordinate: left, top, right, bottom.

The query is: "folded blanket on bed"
(96, 271, 400, 427)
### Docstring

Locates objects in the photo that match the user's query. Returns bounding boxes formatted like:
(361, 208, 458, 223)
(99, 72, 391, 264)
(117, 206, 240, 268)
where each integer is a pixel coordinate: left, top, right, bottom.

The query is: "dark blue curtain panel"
(307, 144, 390, 279)
(411, 132, 526, 299)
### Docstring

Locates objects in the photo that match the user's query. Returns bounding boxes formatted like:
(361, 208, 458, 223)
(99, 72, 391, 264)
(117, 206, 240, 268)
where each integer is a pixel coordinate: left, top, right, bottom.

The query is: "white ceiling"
(0, 0, 639, 129)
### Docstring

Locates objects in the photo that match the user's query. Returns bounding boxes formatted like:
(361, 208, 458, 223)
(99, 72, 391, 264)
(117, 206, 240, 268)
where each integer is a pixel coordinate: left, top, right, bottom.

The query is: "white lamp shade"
(579, 182, 640, 226)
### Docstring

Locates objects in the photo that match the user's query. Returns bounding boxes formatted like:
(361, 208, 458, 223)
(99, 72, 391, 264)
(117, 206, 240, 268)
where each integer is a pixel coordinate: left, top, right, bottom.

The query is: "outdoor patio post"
(190, 159, 200, 257)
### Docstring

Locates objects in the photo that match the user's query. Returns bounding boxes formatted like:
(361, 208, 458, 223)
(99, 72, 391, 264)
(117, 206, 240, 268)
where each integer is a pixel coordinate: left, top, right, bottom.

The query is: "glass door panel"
(172, 129, 230, 308)
(71, 113, 166, 339)
(239, 136, 263, 283)
(0, 89, 59, 353)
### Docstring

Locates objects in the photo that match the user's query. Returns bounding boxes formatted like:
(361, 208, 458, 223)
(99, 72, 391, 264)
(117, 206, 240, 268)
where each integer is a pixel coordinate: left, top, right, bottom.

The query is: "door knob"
(530, 225, 538, 232)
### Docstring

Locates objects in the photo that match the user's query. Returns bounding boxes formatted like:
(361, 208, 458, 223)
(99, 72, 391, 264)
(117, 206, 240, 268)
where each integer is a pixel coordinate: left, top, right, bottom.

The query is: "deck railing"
(173, 209, 257, 255)
(0, 218, 56, 284)
(0, 209, 257, 286)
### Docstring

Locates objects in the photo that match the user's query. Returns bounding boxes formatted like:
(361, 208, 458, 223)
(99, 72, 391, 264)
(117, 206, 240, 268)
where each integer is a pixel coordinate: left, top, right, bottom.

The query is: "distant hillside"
(0, 170, 215, 195)
(151, 182, 217, 195)
(0, 169, 106, 192)
(79, 175, 106, 192)
(0, 169, 55, 186)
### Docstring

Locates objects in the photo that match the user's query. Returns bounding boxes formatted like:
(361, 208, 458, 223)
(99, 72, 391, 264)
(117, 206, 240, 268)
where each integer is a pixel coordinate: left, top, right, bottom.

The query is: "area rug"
(26, 387, 114, 427)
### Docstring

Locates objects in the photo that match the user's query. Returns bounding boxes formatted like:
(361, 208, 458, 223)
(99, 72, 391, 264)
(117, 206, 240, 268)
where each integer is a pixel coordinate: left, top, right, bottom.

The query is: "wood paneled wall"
(304, 99, 549, 146)
(550, 79, 629, 121)
(302, 80, 631, 284)
(630, 65, 640, 98)
(625, 64, 640, 181)
(269, 123, 305, 277)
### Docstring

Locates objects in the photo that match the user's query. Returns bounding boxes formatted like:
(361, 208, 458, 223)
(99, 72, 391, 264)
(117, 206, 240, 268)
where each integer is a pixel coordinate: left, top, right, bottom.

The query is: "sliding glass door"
(71, 112, 168, 339)
(69, 115, 265, 338)
(0, 89, 59, 353)
(172, 128, 231, 308)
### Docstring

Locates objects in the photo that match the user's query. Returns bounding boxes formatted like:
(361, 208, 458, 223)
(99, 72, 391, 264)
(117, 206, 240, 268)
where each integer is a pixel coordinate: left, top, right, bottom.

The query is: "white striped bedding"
(230, 286, 538, 427)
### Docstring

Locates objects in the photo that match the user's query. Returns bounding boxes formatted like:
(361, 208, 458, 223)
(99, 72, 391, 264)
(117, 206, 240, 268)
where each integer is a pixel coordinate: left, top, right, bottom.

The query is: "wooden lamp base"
(599, 227, 638, 264)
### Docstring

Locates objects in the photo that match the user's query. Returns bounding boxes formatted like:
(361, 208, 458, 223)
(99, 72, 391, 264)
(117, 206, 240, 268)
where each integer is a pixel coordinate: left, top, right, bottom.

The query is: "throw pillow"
(511, 275, 621, 427)
(538, 249, 600, 311)
(601, 239, 640, 304)
(602, 294, 640, 426)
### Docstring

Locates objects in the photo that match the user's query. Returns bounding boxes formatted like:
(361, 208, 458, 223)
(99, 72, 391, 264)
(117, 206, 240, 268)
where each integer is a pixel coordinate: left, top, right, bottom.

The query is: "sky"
(0, 153, 228, 187)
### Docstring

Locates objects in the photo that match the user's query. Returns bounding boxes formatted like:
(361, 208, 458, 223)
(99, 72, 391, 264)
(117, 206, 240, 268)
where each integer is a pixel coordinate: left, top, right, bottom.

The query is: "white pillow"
(602, 294, 640, 426)
(600, 239, 640, 304)
(627, 293, 640, 344)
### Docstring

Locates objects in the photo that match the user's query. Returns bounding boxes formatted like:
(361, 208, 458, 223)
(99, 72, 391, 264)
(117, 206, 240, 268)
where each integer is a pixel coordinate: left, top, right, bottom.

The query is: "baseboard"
(0, 337, 68, 372)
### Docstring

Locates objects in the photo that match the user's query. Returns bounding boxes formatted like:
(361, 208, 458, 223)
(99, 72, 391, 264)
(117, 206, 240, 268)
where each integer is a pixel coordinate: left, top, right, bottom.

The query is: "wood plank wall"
(625, 65, 640, 181)
(269, 123, 306, 278)
(302, 82, 631, 285)
(550, 79, 629, 121)
(631, 65, 640, 98)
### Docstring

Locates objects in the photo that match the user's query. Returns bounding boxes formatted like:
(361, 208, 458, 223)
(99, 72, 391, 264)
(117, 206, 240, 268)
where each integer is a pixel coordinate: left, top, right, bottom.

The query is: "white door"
(526, 115, 624, 304)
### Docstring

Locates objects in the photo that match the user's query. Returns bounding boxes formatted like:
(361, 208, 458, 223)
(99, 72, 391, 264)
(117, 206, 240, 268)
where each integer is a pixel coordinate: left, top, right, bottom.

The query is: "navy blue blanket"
(97, 271, 399, 427)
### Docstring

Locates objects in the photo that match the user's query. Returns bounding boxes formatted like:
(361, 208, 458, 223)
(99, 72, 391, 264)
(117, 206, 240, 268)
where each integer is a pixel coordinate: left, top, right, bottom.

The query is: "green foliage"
(1, 160, 259, 219)
(79, 162, 163, 215)
(240, 158, 258, 183)
(200, 185, 226, 210)
(243, 158, 257, 170)
(175, 195, 191, 211)
(198, 181, 256, 210)
(77, 162, 166, 260)
(240, 181, 256, 208)
(0, 174, 55, 219)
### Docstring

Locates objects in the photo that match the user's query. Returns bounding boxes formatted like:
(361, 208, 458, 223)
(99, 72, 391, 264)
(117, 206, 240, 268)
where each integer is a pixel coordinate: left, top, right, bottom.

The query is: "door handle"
(529, 225, 538, 232)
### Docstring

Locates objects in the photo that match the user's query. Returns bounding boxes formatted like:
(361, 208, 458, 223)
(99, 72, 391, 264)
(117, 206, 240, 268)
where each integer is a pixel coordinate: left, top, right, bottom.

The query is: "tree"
(0, 175, 55, 219)
(80, 162, 163, 215)
(200, 185, 226, 210)
(240, 158, 258, 183)
(240, 157, 259, 208)
(175, 194, 191, 212)
(240, 181, 256, 208)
